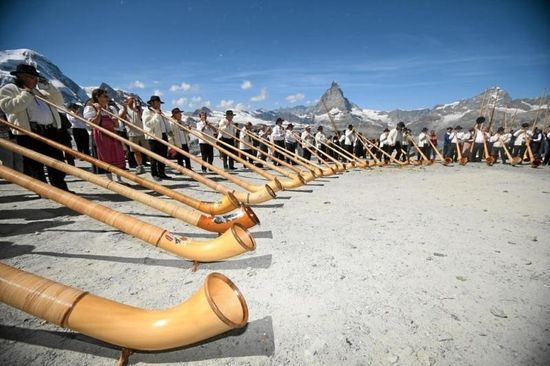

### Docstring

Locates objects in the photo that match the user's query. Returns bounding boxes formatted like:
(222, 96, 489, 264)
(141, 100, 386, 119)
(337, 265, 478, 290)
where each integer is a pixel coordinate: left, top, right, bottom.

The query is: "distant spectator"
(119, 96, 148, 174)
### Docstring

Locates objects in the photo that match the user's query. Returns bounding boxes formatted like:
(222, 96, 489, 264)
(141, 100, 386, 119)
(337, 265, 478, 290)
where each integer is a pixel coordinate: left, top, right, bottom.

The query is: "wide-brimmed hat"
(171, 107, 184, 115)
(521, 122, 529, 128)
(455, 125, 463, 130)
(397, 121, 405, 128)
(147, 95, 164, 104)
(275, 117, 284, 124)
(10, 64, 40, 77)
(476, 116, 486, 124)
(225, 110, 236, 116)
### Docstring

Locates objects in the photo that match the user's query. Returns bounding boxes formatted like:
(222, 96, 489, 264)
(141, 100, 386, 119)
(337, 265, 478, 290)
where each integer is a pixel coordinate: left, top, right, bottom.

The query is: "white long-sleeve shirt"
(285, 129, 297, 144)
(513, 129, 533, 146)
(417, 132, 427, 147)
(344, 129, 356, 145)
(315, 131, 327, 146)
(379, 132, 388, 147)
(196, 120, 215, 144)
(271, 124, 285, 141)
(239, 126, 253, 149)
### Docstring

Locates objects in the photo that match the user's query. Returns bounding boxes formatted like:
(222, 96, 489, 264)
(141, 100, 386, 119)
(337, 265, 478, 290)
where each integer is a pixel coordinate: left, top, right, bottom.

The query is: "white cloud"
(191, 96, 202, 103)
(130, 80, 145, 89)
(250, 88, 268, 102)
(170, 82, 192, 92)
(241, 80, 252, 90)
(218, 99, 234, 108)
(286, 93, 305, 103)
(172, 97, 187, 106)
(203, 100, 212, 107)
(153, 89, 163, 96)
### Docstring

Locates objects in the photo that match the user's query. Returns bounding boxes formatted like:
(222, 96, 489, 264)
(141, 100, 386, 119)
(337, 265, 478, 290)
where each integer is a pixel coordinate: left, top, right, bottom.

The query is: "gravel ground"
(1, 160, 549, 365)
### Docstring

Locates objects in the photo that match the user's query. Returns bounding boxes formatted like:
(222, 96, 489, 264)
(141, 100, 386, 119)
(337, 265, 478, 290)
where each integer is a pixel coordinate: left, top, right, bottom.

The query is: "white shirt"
(379, 132, 388, 147)
(172, 120, 190, 145)
(344, 129, 356, 145)
(196, 120, 215, 144)
(218, 118, 237, 138)
(315, 131, 327, 146)
(417, 132, 427, 147)
(473, 128, 486, 143)
(450, 131, 459, 144)
(239, 126, 253, 149)
(67, 113, 88, 130)
(124, 108, 144, 137)
(27, 93, 55, 125)
(285, 129, 297, 144)
(513, 129, 532, 146)
(490, 133, 509, 148)
(271, 124, 285, 141)
(301, 130, 314, 146)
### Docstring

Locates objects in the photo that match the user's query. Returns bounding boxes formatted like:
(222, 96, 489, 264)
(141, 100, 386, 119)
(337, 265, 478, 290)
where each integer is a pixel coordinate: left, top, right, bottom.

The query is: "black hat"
(275, 117, 284, 124)
(10, 64, 40, 77)
(225, 110, 236, 116)
(476, 116, 486, 124)
(422, 127, 428, 132)
(287, 123, 294, 129)
(447, 127, 453, 131)
(497, 127, 504, 132)
(521, 122, 529, 128)
(147, 95, 164, 104)
(397, 121, 405, 128)
(384, 128, 390, 132)
(456, 125, 463, 130)
(171, 107, 184, 115)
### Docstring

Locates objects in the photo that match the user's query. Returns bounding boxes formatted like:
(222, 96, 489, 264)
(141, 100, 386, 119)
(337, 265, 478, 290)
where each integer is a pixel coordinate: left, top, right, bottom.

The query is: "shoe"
(229, 166, 237, 170)
(136, 166, 146, 174)
(152, 176, 162, 182)
(159, 175, 172, 180)
(201, 169, 207, 173)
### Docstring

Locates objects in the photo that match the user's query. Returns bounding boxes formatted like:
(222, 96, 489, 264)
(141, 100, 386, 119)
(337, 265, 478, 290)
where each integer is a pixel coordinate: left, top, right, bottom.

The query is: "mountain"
(0, 49, 89, 104)
(1, 48, 547, 137)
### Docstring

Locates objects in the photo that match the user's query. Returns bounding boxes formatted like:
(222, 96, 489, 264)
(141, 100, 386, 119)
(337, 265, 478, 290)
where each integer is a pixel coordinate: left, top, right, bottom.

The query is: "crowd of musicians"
(1, 64, 548, 192)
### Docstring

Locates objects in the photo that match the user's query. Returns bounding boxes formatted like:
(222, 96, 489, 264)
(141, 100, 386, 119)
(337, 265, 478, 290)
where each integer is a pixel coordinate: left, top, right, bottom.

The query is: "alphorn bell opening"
(0, 263, 248, 351)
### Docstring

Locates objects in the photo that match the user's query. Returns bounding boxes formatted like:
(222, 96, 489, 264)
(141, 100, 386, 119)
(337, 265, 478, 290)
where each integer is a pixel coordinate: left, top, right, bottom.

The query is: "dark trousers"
(491, 147, 507, 164)
(273, 140, 285, 165)
(418, 145, 429, 160)
(72, 128, 90, 155)
(512, 145, 526, 159)
(240, 149, 254, 164)
(388, 142, 402, 161)
(258, 143, 268, 161)
(345, 144, 353, 155)
(443, 143, 450, 159)
(470, 143, 483, 162)
(15, 130, 68, 191)
(285, 141, 297, 164)
(199, 143, 214, 171)
(175, 144, 192, 169)
(219, 137, 235, 168)
(148, 134, 168, 177)
(303, 147, 312, 160)
(446, 143, 457, 161)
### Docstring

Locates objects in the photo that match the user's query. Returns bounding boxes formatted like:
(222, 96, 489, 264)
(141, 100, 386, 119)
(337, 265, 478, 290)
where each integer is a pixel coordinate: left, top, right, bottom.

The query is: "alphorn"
(0, 263, 248, 353)
(406, 135, 433, 165)
(482, 137, 495, 166)
(36, 97, 276, 205)
(0, 165, 255, 262)
(532, 88, 547, 129)
(427, 137, 452, 166)
(359, 136, 408, 166)
(455, 136, 467, 165)
(116, 110, 300, 189)
(167, 120, 307, 188)
(353, 132, 387, 167)
(93, 103, 283, 194)
(0, 138, 258, 233)
(498, 137, 520, 166)
(0, 118, 239, 215)
(200, 122, 317, 180)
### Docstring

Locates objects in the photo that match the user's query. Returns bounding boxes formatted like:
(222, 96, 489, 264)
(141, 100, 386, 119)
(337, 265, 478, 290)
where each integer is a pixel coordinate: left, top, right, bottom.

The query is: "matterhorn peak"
(311, 81, 354, 114)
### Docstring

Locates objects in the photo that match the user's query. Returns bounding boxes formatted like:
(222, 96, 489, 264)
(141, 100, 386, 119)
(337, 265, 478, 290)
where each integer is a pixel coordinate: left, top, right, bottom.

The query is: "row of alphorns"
(0, 97, 524, 364)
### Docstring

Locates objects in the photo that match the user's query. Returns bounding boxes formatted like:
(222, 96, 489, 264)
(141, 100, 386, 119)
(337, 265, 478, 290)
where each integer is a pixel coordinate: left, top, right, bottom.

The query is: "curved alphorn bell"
(406, 135, 433, 166)
(34, 98, 276, 205)
(0, 138, 259, 233)
(0, 118, 239, 215)
(0, 165, 255, 262)
(426, 138, 452, 166)
(0, 263, 248, 352)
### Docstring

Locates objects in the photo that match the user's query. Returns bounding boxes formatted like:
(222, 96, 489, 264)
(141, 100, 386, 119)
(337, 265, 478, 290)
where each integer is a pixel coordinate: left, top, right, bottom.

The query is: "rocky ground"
(0, 160, 549, 365)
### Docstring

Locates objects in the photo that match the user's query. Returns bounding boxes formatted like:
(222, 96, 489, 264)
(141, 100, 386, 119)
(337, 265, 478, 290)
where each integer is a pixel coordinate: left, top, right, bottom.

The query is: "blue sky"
(1, 0, 549, 111)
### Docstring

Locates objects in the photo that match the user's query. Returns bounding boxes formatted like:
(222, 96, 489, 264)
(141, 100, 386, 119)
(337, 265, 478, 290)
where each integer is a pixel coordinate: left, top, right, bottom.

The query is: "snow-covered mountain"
(1, 48, 547, 136)
(0, 49, 89, 104)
